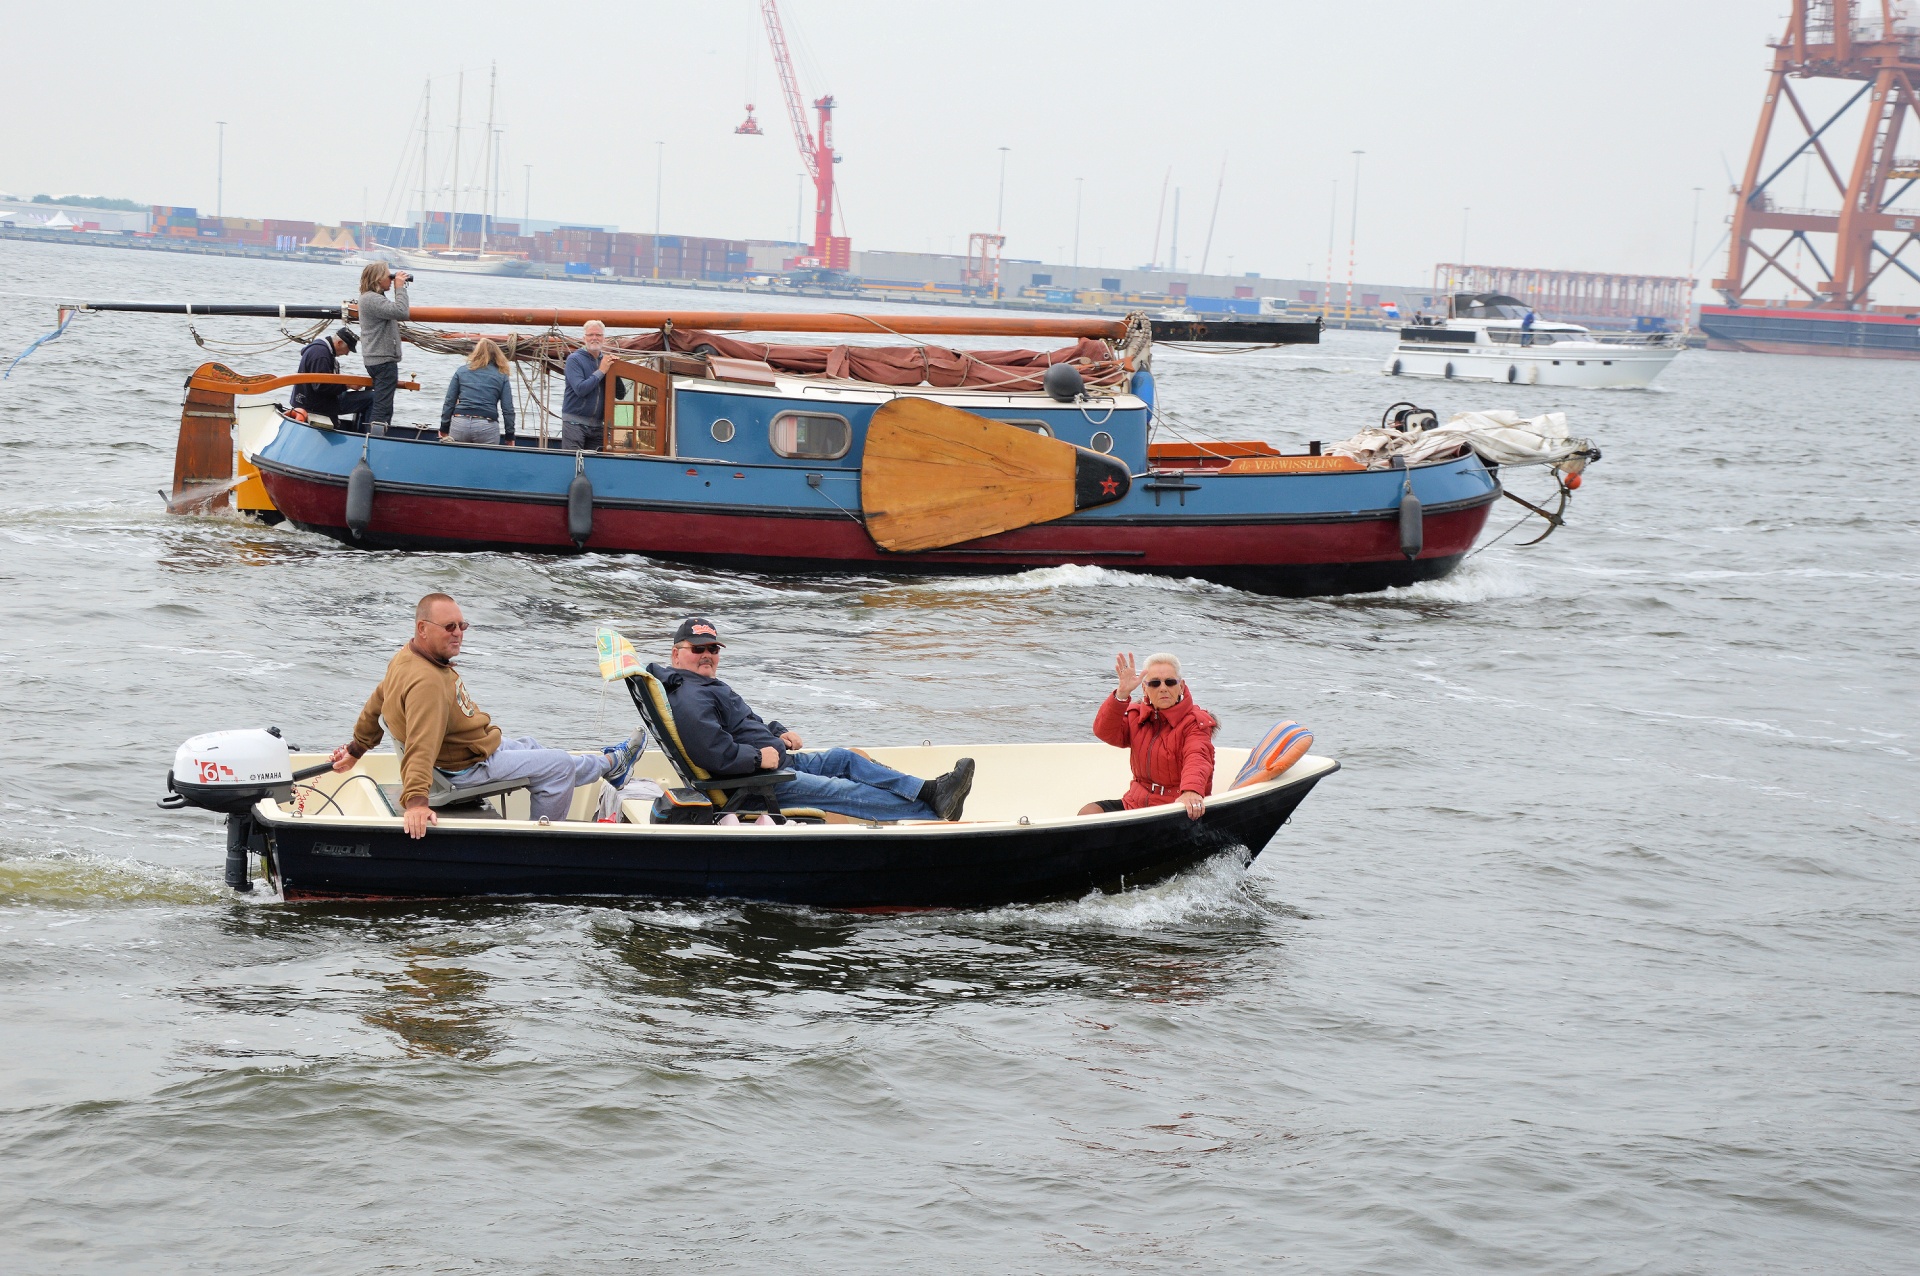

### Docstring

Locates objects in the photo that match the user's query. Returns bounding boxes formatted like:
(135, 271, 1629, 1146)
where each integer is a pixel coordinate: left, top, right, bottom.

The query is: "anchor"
(1500, 470, 1576, 545)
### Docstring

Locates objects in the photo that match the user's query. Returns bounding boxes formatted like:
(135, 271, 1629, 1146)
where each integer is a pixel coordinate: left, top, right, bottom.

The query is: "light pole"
(996, 147, 1011, 232)
(1344, 150, 1364, 324)
(215, 121, 227, 219)
(1686, 185, 1704, 329)
(1072, 176, 1084, 287)
(1460, 207, 1470, 267)
(524, 164, 531, 227)
(653, 141, 664, 277)
(1323, 179, 1337, 321)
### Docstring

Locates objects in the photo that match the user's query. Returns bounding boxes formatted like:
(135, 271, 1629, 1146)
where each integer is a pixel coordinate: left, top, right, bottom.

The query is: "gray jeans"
(447, 415, 499, 445)
(443, 737, 610, 822)
(561, 417, 601, 451)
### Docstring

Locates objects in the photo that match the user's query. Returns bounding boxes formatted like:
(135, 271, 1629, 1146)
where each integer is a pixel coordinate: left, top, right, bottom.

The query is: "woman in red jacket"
(1079, 651, 1217, 820)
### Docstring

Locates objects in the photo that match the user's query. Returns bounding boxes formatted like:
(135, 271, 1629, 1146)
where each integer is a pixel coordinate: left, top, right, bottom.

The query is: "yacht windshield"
(1453, 293, 1532, 321)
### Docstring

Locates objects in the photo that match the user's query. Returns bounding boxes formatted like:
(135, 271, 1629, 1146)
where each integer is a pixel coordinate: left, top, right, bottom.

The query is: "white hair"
(582, 320, 606, 335)
(1142, 652, 1181, 678)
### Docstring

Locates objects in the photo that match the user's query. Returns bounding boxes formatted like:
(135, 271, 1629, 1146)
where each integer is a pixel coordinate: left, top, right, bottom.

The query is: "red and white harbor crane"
(743, 0, 848, 272)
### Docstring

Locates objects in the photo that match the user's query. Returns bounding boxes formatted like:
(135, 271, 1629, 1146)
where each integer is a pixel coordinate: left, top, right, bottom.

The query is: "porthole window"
(769, 411, 852, 459)
(1089, 431, 1114, 454)
(1004, 420, 1053, 437)
(710, 418, 736, 443)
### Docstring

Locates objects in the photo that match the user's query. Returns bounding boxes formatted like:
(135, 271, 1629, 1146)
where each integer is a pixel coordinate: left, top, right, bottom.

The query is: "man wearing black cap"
(648, 617, 975, 822)
(289, 328, 372, 433)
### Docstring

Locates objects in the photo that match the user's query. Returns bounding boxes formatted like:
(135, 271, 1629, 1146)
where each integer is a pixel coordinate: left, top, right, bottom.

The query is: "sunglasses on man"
(685, 643, 721, 655)
(430, 620, 471, 633)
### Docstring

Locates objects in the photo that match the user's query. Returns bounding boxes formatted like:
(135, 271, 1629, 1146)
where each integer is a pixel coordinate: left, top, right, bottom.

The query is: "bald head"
(415, 592, 457, 622)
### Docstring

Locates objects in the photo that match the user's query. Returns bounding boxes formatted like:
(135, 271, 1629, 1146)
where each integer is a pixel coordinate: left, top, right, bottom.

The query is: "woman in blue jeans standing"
(440, 338, 517, 444)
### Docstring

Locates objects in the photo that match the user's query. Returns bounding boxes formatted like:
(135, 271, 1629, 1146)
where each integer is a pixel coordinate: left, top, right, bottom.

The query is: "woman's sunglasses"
(1144, 678, 1178, 688)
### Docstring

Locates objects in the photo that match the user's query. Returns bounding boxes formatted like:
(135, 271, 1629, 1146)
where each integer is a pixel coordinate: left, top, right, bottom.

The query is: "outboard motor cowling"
(161, 728, 309, 895)
(165, 729, 298, 814)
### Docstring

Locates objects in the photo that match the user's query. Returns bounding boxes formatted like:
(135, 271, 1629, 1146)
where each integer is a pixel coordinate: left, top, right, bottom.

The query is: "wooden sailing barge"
(83, 302, 1506, 596)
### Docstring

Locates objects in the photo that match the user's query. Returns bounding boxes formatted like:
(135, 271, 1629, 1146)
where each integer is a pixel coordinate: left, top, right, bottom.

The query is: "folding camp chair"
(622, 667, 821, 824)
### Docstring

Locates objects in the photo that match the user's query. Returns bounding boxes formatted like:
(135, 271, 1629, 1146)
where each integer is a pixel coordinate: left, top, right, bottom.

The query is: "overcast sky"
(4, 1, 1802, 286)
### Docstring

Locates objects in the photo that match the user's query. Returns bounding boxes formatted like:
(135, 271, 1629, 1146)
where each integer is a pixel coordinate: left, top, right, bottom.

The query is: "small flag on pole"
(1380, 301, 1401, 318)
(597, 628, 645, 681)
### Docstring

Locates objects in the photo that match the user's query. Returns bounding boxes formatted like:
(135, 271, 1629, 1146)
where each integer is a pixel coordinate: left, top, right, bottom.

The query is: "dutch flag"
(1380, 301, 1401, 318)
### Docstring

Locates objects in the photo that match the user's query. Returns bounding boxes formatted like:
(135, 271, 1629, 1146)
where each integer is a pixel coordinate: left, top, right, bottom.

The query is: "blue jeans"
(445, 736, 609, 822)
(774, 748, 936, 822)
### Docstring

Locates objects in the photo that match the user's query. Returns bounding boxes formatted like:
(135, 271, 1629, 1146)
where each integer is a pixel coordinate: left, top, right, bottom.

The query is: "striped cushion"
(1231, 720, 1313, 788)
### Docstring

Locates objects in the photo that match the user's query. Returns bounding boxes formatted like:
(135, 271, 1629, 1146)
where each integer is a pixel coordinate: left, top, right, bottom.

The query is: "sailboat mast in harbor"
(481, 62, 495, 255)
(450, 69, 463, 251)
(416, 79, 430, 251)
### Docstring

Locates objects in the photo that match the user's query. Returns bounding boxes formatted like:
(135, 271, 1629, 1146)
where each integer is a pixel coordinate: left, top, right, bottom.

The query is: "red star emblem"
(1099, 476, 1120, 496)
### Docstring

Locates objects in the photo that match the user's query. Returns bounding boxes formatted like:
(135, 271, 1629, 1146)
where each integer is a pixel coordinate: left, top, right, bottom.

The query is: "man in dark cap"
(289, 328, 372, 432)
(648, 617, 974, 822)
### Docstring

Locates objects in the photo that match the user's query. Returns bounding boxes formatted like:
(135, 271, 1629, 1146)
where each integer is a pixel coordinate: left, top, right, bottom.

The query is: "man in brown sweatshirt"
(330, 593, 645, 838)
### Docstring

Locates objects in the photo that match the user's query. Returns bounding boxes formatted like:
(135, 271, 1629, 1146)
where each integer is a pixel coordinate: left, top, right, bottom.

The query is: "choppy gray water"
(1, 239, 1915, 1273)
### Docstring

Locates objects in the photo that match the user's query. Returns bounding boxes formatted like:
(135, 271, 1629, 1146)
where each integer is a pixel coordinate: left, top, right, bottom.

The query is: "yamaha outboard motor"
(159, 728, 327, 892)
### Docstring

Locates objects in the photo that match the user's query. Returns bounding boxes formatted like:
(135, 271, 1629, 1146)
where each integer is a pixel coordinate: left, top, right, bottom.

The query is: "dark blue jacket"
(648, 662, 788, 778)
(440, 365, 517, 432)
(562, 347, 607, 422)
(290, 339, 340, 414)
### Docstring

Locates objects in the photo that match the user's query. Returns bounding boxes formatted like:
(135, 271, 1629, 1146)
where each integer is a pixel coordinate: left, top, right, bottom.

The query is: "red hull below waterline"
(257, 467, 1497, 597)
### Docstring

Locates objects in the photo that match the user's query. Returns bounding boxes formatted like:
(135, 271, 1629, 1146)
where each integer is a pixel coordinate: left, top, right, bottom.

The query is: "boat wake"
(0, 847, 229, 908)
(914, 563, 1234, 596)
(1362, 555, 1532, 605)
(973, 846, 1282, 932)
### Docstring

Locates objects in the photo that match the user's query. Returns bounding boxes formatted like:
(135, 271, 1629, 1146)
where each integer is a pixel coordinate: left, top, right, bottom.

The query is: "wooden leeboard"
(172, 364, 237, 511)
(861, 398, 1081, 553)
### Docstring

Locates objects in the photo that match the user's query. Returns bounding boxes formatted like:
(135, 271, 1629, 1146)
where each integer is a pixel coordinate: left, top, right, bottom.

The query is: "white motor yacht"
(1384, 292, 1682, 388)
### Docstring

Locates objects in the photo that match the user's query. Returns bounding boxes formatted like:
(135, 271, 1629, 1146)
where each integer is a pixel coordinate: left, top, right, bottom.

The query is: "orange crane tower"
(1715, 0, 1920, 311)
(756, 0, 848, 271)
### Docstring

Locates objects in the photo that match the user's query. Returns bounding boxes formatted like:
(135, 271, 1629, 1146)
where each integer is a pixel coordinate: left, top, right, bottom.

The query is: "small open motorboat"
(155, 627, 1337, 909)
(159, 733, 1338, 909)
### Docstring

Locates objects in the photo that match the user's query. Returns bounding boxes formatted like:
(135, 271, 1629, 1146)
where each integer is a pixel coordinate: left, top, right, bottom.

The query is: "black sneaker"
(931, 757, 975, 821)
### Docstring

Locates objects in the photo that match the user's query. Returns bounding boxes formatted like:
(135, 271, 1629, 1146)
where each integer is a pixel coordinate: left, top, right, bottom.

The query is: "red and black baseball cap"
(672, 617, 725, 647)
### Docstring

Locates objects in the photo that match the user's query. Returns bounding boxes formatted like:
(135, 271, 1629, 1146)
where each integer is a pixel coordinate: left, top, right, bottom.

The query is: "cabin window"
(710, 418, 736, 443)
(769, 411, 852, 460)
(1089, 431, 1115, 454)
(1004, 420, 1052, 437)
